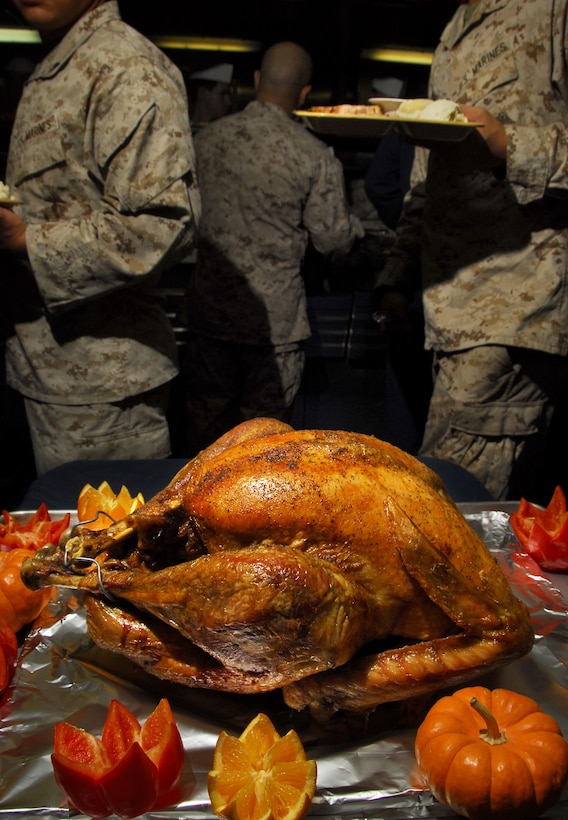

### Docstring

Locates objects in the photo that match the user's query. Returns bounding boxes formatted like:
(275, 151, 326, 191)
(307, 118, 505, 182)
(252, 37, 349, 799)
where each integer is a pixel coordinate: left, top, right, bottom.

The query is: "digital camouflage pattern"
(23, 387, 172, 475)
(377, 0, 568, 500)
(419, 345, 565, 500)
(379, 0, 568, 357)
(187, 100, 363, 346)
(4, 1, 201, 405)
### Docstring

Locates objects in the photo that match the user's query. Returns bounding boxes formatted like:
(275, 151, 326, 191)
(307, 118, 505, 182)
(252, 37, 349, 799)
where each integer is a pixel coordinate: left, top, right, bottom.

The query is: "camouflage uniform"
(378, 0, 568, 500)
(185, 100, 363, 451)
(3, 2, 200, 472)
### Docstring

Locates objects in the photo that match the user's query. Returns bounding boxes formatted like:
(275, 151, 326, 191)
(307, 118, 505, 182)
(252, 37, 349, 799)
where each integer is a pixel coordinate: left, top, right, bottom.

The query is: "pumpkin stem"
(470, 697, 507, 745)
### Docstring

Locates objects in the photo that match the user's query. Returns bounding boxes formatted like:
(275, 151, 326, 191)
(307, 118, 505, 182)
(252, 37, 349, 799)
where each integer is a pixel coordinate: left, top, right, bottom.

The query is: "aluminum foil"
(1, 506, 567, 819)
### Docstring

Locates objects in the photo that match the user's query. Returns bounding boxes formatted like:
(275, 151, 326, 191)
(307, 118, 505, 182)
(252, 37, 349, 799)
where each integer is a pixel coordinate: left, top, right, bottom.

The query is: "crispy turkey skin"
(22, 418, 534, 717)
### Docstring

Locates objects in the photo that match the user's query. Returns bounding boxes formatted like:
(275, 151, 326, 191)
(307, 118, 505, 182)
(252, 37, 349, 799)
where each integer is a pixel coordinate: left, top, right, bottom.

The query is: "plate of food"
(294, 104, 393, 137)
(368, 96, 484, 142)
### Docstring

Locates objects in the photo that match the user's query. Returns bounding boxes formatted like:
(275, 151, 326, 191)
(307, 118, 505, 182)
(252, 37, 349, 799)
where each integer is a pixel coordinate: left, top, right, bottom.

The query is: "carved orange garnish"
(208, 712, 317, 820)
(77, 481, 144, 530)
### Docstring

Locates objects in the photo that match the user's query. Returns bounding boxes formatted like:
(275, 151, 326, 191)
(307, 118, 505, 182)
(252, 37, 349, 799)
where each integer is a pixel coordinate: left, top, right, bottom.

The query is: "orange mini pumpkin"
(415, 686, 568, 820)
(0, 548, 53, 632)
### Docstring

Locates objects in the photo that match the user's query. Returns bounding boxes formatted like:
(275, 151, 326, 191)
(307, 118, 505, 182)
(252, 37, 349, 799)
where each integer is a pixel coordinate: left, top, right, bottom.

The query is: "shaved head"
(255, 42, 313, 110)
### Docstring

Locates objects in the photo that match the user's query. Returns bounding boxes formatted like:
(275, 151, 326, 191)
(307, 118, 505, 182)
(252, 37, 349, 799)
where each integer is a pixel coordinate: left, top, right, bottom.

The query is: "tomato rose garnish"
(51, 698, 185, 819)
(0, 504, 70, 552)
(510, 485, 568, 571)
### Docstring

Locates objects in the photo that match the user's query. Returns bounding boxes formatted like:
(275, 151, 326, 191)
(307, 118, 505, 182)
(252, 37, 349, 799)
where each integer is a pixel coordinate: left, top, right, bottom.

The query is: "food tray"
(0, 506, 567, 818)
(295, 110, 393, 138)
(296, 97, 483, 143)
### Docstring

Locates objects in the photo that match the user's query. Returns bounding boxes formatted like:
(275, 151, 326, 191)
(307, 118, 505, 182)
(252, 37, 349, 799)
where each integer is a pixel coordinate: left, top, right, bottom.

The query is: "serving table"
(1, 460, 566, 819)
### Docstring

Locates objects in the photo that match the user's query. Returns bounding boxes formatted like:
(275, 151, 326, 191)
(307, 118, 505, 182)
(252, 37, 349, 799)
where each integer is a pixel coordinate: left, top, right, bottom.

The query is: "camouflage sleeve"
(25, 60, 200, 313)
(302, 151, 364, 256)
(503, 0, 568, 202)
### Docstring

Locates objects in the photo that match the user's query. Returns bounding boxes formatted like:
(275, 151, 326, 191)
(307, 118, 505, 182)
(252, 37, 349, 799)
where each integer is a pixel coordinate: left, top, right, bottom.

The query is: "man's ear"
(298, 84, 312, 107)
(253, 69, 260, 91)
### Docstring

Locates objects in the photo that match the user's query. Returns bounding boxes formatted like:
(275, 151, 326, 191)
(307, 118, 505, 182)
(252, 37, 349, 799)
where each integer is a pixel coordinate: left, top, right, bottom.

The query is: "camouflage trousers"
(183, 333, 305, 454)
(23, 386, 172, 476)
(418, 346, 568, 502)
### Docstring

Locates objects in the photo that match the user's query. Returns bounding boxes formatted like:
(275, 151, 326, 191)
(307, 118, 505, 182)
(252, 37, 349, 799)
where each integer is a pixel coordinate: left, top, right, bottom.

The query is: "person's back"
(184, 42, 363, 452)
(190, 100, 354, 345)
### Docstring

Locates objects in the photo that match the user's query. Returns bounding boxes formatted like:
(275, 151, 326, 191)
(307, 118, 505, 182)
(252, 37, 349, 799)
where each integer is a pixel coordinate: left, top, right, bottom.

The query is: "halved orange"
(77, 481, 145, 530)
(208, 712, 317, 820)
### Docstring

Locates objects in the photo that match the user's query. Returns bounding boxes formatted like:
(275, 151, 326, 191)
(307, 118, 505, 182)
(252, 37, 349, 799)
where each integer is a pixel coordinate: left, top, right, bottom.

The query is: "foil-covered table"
(1, 504, 567, 819)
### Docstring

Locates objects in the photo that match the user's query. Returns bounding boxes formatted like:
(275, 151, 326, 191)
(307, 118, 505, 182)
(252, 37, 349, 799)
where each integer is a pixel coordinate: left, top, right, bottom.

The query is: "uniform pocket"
(449, 399, 542, 438)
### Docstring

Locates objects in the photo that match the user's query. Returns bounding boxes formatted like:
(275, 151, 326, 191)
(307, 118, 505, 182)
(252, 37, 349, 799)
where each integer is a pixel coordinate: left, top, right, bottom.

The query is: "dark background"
(0, 1, 460, 102)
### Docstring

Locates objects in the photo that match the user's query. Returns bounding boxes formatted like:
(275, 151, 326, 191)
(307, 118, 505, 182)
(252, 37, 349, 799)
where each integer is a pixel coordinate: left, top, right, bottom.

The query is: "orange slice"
(77, 481, 145, 530)
(208, 713, 317, 820)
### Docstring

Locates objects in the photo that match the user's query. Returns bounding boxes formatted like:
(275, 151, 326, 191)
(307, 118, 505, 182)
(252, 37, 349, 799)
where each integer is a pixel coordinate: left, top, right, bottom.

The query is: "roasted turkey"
(22, 418, 534, 718)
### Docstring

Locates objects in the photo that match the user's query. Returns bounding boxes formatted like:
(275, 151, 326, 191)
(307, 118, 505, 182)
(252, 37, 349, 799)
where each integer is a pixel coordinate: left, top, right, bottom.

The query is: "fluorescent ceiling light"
(0, 27, 41, 44)
(153, 36, 261, 53)
(361, 47, 434, 66)
(0, 28, 260, 52)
